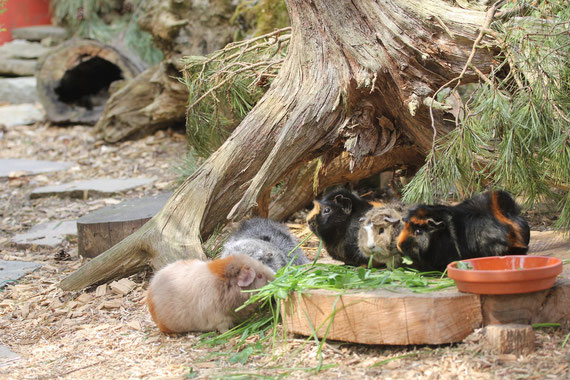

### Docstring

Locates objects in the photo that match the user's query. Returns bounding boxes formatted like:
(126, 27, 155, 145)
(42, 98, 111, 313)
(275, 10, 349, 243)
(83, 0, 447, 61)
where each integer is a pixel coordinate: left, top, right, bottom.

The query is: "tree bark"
(95, 0, 237, 142)
(61, 0, 496, 290)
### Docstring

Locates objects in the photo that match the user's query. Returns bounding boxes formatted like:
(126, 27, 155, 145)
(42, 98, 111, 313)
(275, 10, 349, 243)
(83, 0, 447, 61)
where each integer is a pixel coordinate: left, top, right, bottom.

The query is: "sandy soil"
(0, 121, 568, 379)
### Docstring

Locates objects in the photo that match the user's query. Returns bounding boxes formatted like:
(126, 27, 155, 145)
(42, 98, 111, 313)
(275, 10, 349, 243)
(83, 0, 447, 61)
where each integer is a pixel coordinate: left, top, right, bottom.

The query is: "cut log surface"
(282, 288, 482, 345)
(283, 278, 570, 345)
(485, 324, 535, 355)
(77, 193, 171, 258)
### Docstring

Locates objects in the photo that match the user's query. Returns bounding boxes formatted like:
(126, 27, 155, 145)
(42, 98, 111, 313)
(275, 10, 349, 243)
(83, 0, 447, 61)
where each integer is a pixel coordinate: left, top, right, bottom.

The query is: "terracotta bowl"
(447, 255, 563, 295)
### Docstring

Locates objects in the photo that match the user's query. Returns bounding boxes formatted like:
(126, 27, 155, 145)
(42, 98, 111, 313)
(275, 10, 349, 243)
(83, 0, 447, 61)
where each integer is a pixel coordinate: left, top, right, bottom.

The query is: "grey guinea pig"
(221, 217, 310, 272)
(146, 254, 275, 334)
(358, 205, 405, 269)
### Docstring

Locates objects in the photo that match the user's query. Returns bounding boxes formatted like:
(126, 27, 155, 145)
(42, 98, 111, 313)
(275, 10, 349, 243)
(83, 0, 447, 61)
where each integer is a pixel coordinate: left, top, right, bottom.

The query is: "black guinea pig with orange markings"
(396, 190, 530, 272)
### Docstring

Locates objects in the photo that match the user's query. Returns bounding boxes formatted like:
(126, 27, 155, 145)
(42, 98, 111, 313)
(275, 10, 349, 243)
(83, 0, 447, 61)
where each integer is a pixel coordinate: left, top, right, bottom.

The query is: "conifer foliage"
(402, 0, 570, 231)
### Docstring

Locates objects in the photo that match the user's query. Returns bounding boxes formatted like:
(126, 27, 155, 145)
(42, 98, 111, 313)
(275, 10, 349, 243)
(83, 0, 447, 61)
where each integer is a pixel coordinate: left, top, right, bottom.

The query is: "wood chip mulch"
(0, 121, 568, 379)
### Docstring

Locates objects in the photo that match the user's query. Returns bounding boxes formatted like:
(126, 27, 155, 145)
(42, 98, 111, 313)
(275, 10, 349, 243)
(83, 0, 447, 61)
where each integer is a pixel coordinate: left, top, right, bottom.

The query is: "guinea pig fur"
(146, 254, 275, 334)
(396, 190, 530, 272)
(306, 188, 373, 266)
(221, 217, 310, 272)
(358, 205, 405, 269)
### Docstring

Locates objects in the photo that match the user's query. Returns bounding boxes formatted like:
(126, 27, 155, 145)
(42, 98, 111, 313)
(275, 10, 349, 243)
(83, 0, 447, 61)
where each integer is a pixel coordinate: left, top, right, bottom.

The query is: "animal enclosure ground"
(0, 122, 569, 379)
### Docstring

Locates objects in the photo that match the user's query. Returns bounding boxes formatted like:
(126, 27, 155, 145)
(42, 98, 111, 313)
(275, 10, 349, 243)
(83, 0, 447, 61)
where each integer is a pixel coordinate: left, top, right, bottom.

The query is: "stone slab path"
(0, 104, 44, 127)
(0, 259, 42, 289)
(30, 177, 156, 199)
(0, 158, 75, 178)
(11, 220, 77, 247)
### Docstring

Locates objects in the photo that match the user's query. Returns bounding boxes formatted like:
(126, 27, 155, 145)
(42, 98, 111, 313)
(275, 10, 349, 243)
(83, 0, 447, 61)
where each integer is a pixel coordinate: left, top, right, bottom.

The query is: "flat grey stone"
(77, 192, 172, 224)
(0, 77, 38, 104)
(0, 104, 44, 127)
(11, 220, 77, 247)
(0, 345, 21, 367)
(0, 57, 36, 76)
(0, 39, 50, 59)
(30, 178, 156, 199)
(0, 159, 75, 178)
(11, 25, 69, 42)
(0, 259, 42, 289)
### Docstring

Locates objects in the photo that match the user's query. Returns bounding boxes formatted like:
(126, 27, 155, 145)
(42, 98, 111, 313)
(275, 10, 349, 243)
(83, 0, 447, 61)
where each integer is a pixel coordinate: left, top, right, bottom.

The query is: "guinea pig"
(357, 204, 405, 269)
(221, 217, 310, 272)
(146, 254, 275, 334)
(396, 190, 530, 272)
(306, 188, 373, 266)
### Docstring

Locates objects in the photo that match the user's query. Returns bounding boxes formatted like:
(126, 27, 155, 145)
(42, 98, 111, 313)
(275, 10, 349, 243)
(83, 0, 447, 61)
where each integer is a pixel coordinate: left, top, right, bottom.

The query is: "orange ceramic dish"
(447, 255, 563, 295)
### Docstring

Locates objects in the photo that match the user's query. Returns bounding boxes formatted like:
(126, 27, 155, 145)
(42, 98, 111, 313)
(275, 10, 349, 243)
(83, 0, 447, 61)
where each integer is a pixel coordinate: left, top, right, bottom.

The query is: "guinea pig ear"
(334, 194, 352, 214)
(427, 218, 445, 229)
(237, 266, 256, 287)
(383, 216, 400, 224)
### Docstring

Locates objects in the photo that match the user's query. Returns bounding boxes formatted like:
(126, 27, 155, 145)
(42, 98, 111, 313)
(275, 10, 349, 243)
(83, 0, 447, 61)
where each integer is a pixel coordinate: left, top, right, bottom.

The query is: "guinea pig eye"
(415, 229, 423, 236)
(377, 227, 385, 235)
(323, 207, 331, 215)
(257, 273, 263, 279)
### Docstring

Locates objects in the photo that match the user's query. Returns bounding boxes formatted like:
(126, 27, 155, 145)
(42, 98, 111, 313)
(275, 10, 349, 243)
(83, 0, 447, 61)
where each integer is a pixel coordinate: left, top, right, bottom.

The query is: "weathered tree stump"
(77, 193, 171, 258)
(60, 0, 499, 290)
(485, 324, 535, 355)
(36, 39, 146, 124)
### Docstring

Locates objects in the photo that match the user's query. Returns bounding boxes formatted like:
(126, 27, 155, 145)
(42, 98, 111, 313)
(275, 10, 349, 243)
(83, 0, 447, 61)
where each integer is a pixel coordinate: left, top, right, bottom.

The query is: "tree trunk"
(61, 0, 496, 290)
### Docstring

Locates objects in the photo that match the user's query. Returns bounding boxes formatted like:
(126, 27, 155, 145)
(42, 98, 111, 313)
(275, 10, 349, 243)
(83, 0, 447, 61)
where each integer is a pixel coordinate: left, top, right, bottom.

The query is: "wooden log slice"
(36, 39, 146, 124)
(77, 193, 171, 258)
(282, 288, 482, 345)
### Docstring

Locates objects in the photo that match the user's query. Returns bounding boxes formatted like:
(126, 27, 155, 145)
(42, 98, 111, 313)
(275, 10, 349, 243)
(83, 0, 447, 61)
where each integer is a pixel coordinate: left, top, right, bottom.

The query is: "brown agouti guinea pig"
(146, 254, 275, 333)
(358, 204, 405, 269)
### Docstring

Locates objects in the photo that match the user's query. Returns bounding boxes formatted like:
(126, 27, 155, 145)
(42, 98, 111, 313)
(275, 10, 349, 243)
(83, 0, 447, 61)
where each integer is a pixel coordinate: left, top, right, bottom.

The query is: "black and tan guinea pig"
(396, 190, 530, 272)
(306, 188, 373, 266)
(146, 254, 275, 333)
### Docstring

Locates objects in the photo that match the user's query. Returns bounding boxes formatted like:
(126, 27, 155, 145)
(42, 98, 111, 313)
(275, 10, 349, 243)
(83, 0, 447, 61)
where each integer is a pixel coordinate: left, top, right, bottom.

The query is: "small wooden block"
(100, 299, 123, 309)
(95, 284, 107, 297)
(485, 324, 535, 355)
(109, 278, 136, 296)
(75, 293, 93, 305)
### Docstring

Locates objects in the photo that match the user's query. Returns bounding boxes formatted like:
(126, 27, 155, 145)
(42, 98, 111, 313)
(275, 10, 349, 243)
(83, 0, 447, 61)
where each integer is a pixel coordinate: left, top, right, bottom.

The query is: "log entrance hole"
(55, 56, 123, 110)
(37, 39, 145, 124)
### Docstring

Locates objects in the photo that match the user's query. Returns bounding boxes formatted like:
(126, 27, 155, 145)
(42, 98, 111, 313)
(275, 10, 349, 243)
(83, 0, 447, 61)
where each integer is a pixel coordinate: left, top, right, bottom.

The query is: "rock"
(0, 77, 38, 104)
(0, 345, 21, 367)
(0, 57, 36, 76)
(11, 25, 69, 43)
(11, 220, 78, 247)
(30, 178, 156, 199)
(0, 104, 44, 127)
(0, 40, 50, 59)
(0, 259, 42, 289)
(0, 159, 75, 178)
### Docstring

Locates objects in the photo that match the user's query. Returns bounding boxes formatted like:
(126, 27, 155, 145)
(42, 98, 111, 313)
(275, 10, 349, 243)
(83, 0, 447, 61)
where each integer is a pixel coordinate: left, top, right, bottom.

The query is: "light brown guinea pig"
(357, 205, 405, 269)
(146, 254, 275, 334)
